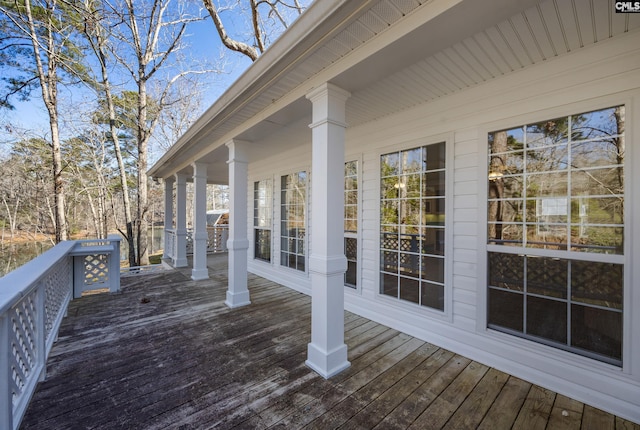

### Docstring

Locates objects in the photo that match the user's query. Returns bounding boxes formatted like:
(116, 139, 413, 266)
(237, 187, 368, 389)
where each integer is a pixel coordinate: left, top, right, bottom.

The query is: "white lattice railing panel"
(1, 236, 121, 429)
(165, 229, 176, 259)
(44, 257, 72, 340)
(9, 290, 38, 406)
(83, 254, 110, 286)
(186, 231, 194, 254)
(207, 227, 229, 253)
(184, 226, 229, 256)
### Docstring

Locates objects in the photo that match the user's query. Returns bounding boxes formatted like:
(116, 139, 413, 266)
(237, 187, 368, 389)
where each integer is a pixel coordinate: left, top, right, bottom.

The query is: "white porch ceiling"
(237, 0, 640, 142)
(150, 0, 639, 182)
(344, 0, 640, 125)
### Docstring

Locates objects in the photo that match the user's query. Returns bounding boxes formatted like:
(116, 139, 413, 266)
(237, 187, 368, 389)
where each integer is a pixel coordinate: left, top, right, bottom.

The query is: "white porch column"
(163, 177, 174, 260)
(305, 83, 351, 378)
(191, 162, 209, 280)
(225, 139, 251, 308)
(174, 172, 189, 268)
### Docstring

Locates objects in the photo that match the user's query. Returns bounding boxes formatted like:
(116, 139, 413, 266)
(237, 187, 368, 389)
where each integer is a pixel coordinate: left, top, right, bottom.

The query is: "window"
(380, 142, 446, 311)
(487, 106, 625, 365)
(280, 171, 307, 271)
(254, 179, 272, 262)
(345, 161, 358, 288)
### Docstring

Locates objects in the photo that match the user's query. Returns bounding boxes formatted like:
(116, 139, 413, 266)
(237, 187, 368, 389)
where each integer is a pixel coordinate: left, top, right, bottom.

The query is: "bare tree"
(80, 0, 138, 264)
(107, 0, 214, 265)
(202, 0, 305, 61)
(0, 0, 79, 242)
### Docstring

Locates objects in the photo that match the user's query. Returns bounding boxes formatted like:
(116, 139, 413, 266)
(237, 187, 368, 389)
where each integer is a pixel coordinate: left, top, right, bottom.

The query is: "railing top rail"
(0, 240, 75, 315)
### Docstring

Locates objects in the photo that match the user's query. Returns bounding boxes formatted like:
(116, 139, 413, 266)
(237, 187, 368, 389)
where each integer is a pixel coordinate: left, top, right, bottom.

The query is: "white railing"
(164, 228, 176, 261)
(121, 264, 165, 277)
(205, 225, 229, 253)
(0, 235, 121, 430)
(165, 226, 228, 262)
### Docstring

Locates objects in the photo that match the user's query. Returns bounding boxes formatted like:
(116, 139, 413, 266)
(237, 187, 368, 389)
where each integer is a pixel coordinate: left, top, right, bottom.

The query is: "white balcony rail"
(164, 226, 229, 262)
(0, 235, 121, 430)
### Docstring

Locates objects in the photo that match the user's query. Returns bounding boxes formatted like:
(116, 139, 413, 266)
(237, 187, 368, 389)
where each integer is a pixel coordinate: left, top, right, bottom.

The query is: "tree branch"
(201, 0, 258, 61)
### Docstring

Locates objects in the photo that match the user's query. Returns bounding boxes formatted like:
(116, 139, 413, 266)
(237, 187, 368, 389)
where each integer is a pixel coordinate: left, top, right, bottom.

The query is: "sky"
(2, 19, 247, 132)
(0, 1, 309, 159)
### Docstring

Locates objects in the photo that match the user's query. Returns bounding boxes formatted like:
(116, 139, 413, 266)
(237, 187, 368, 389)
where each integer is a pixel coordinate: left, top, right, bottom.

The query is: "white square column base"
(225, 290, 251, 308)
(190, 268, 209, 281)
(306, 342, 350, 379)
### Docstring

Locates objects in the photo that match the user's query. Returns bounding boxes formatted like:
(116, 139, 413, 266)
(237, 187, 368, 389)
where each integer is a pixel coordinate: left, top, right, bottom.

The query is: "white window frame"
(375, 134, 453, 320)
(277, 169, 309, 273)
(477, 94, 637, 376)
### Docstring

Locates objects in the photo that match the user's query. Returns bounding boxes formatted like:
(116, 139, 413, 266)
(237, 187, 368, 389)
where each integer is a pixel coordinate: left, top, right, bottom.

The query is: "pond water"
(0, 228, 165, 278)
(0, 241, 54, 278)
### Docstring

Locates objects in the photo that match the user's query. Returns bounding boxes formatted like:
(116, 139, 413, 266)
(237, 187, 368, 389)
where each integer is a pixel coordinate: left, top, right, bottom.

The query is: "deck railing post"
(73, 255, 84, 299)
(0, 313, 12, 430)
(108, 235, 122, 293)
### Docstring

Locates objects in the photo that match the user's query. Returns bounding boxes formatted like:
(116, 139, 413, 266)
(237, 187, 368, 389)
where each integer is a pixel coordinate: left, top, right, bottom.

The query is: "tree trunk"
(137, 76, 149, 266)
(488, 131, 507, 241)
(24, 0, 67, 242)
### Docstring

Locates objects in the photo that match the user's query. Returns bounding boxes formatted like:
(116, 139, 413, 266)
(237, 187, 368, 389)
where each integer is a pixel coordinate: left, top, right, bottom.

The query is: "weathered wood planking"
(19, 254, 638, 429)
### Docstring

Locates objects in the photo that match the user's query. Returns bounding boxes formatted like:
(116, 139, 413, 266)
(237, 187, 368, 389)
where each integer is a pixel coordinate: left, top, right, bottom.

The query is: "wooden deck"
(21, 254, 638, 429)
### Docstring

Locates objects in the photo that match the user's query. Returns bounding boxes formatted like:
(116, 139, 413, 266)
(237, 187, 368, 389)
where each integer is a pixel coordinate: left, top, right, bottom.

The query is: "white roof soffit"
(149, 0, 375, 179)
(149, 0, 638, 180)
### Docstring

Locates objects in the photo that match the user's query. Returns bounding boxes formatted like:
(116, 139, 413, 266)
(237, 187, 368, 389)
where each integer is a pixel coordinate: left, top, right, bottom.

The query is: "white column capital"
(225, 139, 251, 164)
(174, 172, 187, 185)
(191, 161, 208, 178)
(306, 82, 351, 104)
(163, 176, 175, 186)
(306, 83, 351, 130)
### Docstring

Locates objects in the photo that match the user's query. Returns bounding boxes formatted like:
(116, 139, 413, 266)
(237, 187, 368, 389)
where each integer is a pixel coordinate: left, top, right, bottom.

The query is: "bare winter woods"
(0, 0, 308, 266)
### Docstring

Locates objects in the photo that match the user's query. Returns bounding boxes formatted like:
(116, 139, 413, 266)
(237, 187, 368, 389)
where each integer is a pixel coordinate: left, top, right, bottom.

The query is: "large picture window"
(280, 171, 307, 271)
(254, 179, 272, 262)
(380, 142, 446, 311)
(345, 161, 358, 288)
(487, 106, 625, 365)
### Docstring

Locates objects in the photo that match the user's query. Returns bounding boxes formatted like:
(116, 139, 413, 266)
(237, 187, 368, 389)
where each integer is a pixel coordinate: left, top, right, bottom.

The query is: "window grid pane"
(487, 106, 625, 366)
(345, 161, 358, 288)
(281, 172, 306, 271)
(253, 179, 272, 262)
(380, 143, 446, 311)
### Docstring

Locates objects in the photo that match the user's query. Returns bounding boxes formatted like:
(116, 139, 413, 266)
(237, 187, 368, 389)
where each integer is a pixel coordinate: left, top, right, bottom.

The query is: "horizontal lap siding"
(343, 32, 640, 422)
(244, 31, 640, 422)
(247, 119, 313, 293)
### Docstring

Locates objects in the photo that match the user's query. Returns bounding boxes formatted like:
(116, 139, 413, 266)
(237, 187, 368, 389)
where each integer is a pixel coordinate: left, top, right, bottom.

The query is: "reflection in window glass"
(380, 143, 445, 311)
(345, 161, 358, 288)
(281, 172, 306, 271)
(254, 179, 272, 262)
(487, 105, 625, 366)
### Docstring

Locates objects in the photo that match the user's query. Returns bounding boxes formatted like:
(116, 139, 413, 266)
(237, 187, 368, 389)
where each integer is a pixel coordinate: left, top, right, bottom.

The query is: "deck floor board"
(19, 254, 638, 429)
